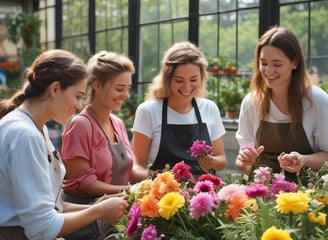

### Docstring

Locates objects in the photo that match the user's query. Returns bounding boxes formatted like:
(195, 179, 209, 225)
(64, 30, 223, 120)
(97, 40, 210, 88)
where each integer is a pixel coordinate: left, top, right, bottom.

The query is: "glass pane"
(280, 4, 309, 58)
(238, 0, 259, 8)
(237, 9, 258, 72)
(140, 0, 188, 23)
(310, 0, 328, 80)
(139, 25, 159, 89)
(218, 12, 236, 60)
(62, 36, 89, 61)
(199, 0, 219, 14)
(62, 1, 88, 37)
(96, 0, 128, 31)
(199, 15, 219, 57)
(220, 0, 237, 12)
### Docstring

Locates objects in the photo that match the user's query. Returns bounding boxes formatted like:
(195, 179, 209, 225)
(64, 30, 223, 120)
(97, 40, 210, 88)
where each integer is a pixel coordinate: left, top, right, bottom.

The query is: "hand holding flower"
(237, 144, 264, 165)
(198, 154, 215, 173)
(188, 140, 213, 159)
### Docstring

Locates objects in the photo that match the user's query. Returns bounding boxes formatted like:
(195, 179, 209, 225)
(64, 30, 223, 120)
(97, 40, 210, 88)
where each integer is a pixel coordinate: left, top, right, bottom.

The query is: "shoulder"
(308, 85, 328, 104)
(0, 110, 44, 145)
(196, 98, 219, 111)
(135, 98, 163, 116)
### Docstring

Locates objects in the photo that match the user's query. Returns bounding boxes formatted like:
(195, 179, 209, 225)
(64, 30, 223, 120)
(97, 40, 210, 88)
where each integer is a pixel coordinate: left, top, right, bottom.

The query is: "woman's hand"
(235, 144, 264, 174)
(95, 195, 129, 224)
(198, 154, 215, 173)
(278, 151, 303, 174)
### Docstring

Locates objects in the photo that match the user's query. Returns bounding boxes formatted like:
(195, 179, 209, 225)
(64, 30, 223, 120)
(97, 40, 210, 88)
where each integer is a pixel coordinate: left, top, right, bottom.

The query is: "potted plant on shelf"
(218, 77, 245, 119)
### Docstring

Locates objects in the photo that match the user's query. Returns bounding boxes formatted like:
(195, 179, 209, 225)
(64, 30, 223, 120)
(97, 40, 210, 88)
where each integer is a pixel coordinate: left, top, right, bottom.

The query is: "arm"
(198, 137, 227, 172)
(64, 157, 129, 195)
(58, 195, 128, 237)
(278, 151, 328, 173)
(130, 131, 152, 182)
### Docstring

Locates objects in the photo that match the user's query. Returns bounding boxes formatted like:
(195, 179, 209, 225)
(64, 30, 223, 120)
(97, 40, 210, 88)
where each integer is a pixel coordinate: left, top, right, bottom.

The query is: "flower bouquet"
(111, 160, 328, 240)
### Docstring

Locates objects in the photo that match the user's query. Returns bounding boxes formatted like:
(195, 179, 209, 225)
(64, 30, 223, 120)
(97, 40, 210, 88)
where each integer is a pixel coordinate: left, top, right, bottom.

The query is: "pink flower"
(193, 180, 215, 193)
(189, 192, 216, 219)
(188, 140, 213, 158)
(126, 204, 141, 236)
(171, 160, 195, 182)
(217, 184, 246, 202)
(270, 179, 297, 199)
(245, 183, 269, 198)
(240, 143, 254, 150)
(273, 173, 285, 181)
(253, 166, 271, 183)
(141, 224, 161, 240)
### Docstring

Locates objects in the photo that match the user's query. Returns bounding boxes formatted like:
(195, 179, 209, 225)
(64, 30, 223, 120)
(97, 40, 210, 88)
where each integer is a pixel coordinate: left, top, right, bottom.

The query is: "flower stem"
(177, 210, 188, 232)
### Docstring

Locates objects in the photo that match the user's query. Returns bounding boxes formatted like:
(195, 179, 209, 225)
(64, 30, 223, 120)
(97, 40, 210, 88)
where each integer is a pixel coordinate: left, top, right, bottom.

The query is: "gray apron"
(150, 98, 214, 179)
(251, 120, 313, 183)
(63, 113, 128, 240)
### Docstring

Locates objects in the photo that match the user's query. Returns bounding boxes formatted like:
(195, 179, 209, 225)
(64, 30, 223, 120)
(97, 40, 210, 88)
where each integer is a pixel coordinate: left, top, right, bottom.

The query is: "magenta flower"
(270, 179, 297, 199)
(171, 160, 195, 182)
(245, 183, 269, 198)
(189, 192, 216, 219)
(126, 204, 141, 236)
(188, 140, 213, 158)
(193, 180, 215, 193)
(253, 166, 271, 183)
(141, 224, 161, 240)
(198, 173, 223, 187)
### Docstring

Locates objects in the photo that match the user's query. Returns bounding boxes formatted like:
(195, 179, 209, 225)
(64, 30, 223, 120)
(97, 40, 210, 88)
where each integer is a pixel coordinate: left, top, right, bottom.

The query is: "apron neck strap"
(162, 98, 202, 125)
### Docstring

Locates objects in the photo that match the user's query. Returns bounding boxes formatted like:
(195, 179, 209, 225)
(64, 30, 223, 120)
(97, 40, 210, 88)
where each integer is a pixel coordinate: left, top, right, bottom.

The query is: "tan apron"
(251, 120, 313, 183)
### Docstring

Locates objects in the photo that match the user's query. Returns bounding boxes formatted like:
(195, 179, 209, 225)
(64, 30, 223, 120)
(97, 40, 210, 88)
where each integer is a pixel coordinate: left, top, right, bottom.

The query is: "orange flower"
(139, 193, 159, 218)
(225, 194, 248, 221)
(151, 172, 180, 199)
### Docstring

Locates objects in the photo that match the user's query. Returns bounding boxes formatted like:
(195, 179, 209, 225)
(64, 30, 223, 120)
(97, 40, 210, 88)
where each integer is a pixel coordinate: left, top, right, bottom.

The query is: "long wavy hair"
(145, 41, 208, 100)
(251, 26, 314, 134)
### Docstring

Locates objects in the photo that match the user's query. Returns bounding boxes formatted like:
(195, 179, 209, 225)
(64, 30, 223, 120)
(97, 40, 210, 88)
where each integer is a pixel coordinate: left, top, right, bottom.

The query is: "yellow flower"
(315, 196, 328, 205)
(158, 192, 185, 220)
(307, 211, 327, 226)
(275, 191, 310, 214)
(261, 226, 292, 240)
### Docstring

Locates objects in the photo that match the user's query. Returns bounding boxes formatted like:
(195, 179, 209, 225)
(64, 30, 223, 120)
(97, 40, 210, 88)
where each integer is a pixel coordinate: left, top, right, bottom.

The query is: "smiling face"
(95, 71, 132, 112)
(53, 78, 87, 124)
(259, 45, 297, 90)
(169, 63, 202, 102)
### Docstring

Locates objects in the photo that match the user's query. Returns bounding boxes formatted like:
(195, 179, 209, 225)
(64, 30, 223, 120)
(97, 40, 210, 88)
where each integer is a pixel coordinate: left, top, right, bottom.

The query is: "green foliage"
(318, 81, 328, 93)
(207, 74, 250, 113)
(5, 9, 41, 48)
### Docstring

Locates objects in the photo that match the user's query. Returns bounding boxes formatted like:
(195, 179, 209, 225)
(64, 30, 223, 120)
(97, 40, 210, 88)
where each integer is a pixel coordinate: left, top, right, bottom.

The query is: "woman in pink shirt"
(61, 50, 135, 239)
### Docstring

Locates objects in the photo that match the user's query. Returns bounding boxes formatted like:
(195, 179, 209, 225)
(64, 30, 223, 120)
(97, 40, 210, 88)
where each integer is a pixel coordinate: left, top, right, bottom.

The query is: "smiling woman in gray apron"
(235, 26, 328, 183)
(61, 51, 135, 239)
(0, 49, 128, 240)
(131, 42, 227, 182)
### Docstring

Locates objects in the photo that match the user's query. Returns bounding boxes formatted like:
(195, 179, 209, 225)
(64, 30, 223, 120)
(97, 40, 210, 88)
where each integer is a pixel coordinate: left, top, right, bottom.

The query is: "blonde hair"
(86, 50, 135, 102)
(145, 41, 208, 100)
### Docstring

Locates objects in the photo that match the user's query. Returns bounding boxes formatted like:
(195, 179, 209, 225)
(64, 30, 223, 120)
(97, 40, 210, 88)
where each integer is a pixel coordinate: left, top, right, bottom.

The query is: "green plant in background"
(318, 80, 328, 93)
(4, 9, 41, 88)
(207, 75, 250, 115)
(5, 9, 41, 48)
(218, 77, 246, 112)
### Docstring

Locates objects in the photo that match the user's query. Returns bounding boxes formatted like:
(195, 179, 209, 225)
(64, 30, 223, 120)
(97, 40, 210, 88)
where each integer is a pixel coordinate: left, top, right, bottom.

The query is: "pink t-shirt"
(61, 105, 133, 191)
